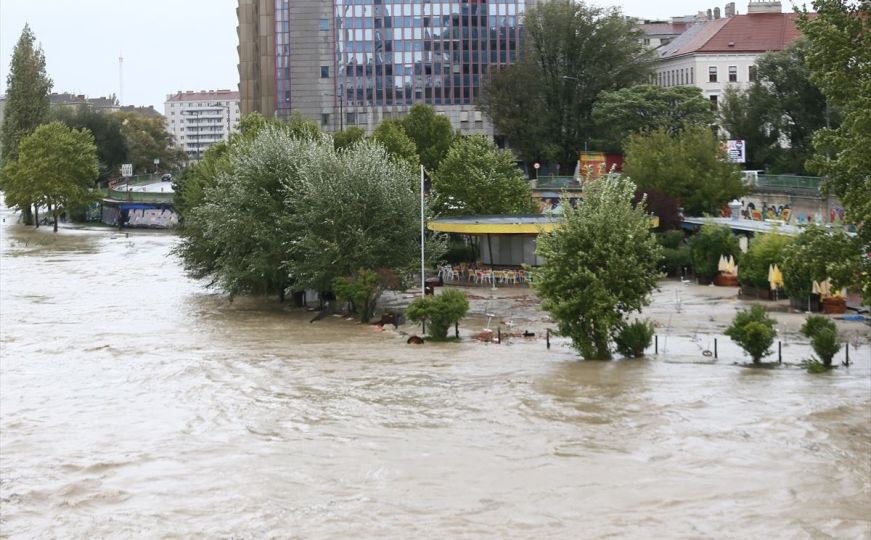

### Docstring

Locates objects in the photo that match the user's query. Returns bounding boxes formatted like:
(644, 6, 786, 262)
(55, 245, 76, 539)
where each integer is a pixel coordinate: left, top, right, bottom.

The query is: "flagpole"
(420, 164, 425, 297)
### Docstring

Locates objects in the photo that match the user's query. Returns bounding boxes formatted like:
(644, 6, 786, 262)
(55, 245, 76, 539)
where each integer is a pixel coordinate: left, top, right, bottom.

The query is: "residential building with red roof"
(653, 1, 804, 111)
(164, 89, 241, 160)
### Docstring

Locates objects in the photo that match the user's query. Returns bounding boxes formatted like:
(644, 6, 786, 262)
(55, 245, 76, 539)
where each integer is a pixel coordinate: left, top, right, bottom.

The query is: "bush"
(811, 328, 841, 367)
(725, 305, 776, 363)
(800, 315, 836, 339)
(737, 233, 793, 290)
(405, 288, 470, 339)
(801, 358, 830, 374)
(781, 225, 861, 300)
(658, 230, 685, 249)
(615, 320, 654, 358)
(689, 223, 740, 280)
(442, 242, 477, 265)
(661, 247, 691, 276)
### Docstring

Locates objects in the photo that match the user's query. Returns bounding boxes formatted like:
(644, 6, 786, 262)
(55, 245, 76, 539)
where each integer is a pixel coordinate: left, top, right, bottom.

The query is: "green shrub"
(615, 320, 654, 358)
(442, 242, 477, 265)
(781, 225, 862, 300)
(811, 328, 841, 367)
(658, 230, 685, 250)
(801, 358, 830, 374)
(405, 288, 470, 339)
(725, 305, 776, 363)
(737, 233, 792, 289)
(661, 247, 691, 276)
(689, 223, 740, 280)
(800, 315, 836, 339)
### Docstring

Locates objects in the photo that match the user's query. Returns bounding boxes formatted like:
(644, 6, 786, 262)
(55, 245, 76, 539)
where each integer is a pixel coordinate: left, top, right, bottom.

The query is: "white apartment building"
(653, 1, 802, 111)
(164, 90, 241, 160)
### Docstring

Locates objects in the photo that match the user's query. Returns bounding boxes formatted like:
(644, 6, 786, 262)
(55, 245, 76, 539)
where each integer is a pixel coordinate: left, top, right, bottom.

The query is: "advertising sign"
(725, 140, 746, 163)
(121, 163, 133, 177)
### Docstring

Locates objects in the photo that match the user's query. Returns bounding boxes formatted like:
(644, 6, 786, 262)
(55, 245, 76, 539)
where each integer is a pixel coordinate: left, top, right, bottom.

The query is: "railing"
(532, 176, 580, 189)
(105, 190, 175, 204)
(754, 175, 823, 191)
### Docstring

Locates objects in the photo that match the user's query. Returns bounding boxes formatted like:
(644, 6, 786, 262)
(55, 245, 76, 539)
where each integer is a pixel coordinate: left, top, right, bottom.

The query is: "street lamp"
(322, 83, 344, 132)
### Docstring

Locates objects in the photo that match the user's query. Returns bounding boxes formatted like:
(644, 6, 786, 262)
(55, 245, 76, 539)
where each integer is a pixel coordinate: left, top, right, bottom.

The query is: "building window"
(709, 66, 718, 83)
(319, 18, 328, 31)
(728, 66, 737, 82)
(709, 95, 718, 111)
(321, 113, 329, 126)
(749, 65, 758, 82)
(321, 66, 329, 78)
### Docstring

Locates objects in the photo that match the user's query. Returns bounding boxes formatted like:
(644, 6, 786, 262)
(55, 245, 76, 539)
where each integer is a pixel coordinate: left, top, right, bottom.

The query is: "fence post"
(546, 328, 551, 349)
(714, 338, 718, 359)
(778, 341, 782, 363)
(422, 320, 426, 335)
(845, 343, 850, 366)
(497, 327, 501, 344)
(455, 322, 459, 338)
(655, 335, 658, 355)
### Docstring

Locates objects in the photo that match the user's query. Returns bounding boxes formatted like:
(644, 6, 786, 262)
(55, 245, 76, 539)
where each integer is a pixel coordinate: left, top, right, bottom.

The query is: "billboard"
(724, 140, 746, 163)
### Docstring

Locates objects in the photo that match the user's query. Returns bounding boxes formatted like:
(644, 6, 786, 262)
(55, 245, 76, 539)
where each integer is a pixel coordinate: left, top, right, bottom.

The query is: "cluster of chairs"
(436, 264, 535, 286)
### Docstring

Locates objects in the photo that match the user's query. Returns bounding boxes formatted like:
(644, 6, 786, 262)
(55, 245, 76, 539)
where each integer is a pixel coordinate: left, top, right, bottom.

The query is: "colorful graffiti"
(720, 200, 848, 226)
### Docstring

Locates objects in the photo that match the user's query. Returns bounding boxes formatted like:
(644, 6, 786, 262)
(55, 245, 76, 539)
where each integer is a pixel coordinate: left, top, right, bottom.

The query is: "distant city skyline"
(1, 0, 796, 112)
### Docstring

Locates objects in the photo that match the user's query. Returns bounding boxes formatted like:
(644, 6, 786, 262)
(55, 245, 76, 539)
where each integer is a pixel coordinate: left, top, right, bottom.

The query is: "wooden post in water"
(778, 341, 782, 363)
(714, 338, 718, 359)
(497, 327, 501, 344)
(546, 328, 551, 349)
(845, 343, 850, 366)
(455, 322, 459, 338)
(655, 335, 658, 355)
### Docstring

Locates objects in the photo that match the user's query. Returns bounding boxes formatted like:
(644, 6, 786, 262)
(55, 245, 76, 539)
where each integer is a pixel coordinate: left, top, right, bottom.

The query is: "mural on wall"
(720, 200, 848, 226)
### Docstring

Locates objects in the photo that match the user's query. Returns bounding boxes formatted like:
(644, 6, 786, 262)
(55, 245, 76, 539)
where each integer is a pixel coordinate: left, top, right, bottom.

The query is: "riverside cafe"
(427, 213, 661, 278)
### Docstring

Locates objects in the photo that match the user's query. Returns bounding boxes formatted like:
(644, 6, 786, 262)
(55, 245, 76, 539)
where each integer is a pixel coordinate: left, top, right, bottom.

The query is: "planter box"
(714, 274, 739, 287)
(790, 295, 821, 312)
(740, 284, 774, 300)
(697, 275, 713, 285)
(822, 296, 847, 314)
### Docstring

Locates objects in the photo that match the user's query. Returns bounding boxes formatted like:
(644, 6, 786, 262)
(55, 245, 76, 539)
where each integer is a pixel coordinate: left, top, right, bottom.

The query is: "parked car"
(161, 174, 173, 182)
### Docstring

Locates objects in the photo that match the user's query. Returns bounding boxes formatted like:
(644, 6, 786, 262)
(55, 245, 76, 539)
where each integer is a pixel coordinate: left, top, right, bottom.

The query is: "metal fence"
(105, 190, 175, 204)
(755, 175, 822, 191)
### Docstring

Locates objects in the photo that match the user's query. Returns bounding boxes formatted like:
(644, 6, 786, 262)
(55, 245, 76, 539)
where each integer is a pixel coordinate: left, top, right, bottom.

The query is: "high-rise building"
(237, 0, 534, 134)
(164, 90, 241, 160)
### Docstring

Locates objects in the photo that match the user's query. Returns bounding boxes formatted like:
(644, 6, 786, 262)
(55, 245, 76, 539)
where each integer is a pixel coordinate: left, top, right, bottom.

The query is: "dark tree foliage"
(633, 188, 682, 231)
(479, 0, 652, 166)
(399, 104, 455, 172)
(52, 104, 127, 182)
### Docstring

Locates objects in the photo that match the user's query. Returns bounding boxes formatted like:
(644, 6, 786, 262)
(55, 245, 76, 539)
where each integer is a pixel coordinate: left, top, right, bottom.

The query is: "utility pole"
(118, 54, 124, 106)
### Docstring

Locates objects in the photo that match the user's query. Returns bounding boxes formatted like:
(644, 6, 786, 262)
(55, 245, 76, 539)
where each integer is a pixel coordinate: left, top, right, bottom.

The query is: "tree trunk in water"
(22, 205, 34, 226)
(278, 286, 286, 303)
(34, 205, 39, 228)
(51, 204, 58, 232)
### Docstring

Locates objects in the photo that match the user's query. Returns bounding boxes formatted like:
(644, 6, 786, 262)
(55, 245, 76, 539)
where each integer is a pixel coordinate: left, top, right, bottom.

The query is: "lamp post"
(322, 87, 344, 132)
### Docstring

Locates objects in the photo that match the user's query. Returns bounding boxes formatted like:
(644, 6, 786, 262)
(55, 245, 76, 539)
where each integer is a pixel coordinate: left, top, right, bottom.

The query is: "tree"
(688, 223, 740, 282)
(370, 119, 419, 170)
(719, 40, 836, 174)
(52, 104, 127, 182)
(800, 315, 840, 368)
(534, 176, 662, 360)
(622, 125, 745, 216)
(400, 104, 454, 172)
(718, 84, 781, 172)
(114, 111, 184, 174)
(431, 135, 538, 216)
(737, 233, 793, 290)
(614, 319, 655, 358)
(479, 0, 652, 165)
(0, 24, 53, 225)
(592, 85, 713, 151)
(780, 225, 862, 300)
(405, 289, 470, 339)
(2, 122, 99, 232)
(797, 0, 870, 300)
(633, 188, 682, 231)
(332, 126, 365, 151)
(725, 305, 777, 364)
(286, 138, 433, 299)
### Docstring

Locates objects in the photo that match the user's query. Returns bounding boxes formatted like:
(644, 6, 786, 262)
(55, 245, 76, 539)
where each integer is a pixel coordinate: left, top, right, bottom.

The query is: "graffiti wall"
(720, 197, 847, 226)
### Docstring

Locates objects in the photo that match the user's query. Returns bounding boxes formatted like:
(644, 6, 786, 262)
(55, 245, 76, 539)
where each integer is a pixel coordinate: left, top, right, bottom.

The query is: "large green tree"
(534, 176, 662, 360)
(52, 104, 127, 182)
(719, 84, 781, 171)
(591, 85, 713, 151)
(0, 24, 53, 225)
(797, 0, 870, 300)
(2, 122, 98, 232)
(781, 225, 862, 301)
(114, 111, 184, 174)
(432, 135, 538, 216)
(622, 125, 745, 216)
(400, 104, 455, 172)
(369, 119, 419, 170)
(479, 0, 652, 166)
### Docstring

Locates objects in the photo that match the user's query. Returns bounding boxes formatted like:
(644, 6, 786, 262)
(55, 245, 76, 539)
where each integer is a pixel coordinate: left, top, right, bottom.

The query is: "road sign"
(533, 162, 540, 170)
(121, 163, 133, 177)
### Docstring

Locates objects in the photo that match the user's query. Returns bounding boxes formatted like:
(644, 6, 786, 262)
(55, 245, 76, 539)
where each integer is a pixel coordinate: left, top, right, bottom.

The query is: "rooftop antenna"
(118, 54, 124, 106)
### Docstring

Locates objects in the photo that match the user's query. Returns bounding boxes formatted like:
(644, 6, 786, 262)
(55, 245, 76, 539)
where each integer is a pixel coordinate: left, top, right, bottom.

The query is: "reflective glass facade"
(335, 0, 525, 107)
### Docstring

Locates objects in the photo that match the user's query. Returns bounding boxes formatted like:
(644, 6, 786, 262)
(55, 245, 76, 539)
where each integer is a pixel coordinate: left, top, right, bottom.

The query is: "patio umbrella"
(768, 264, 775, 284)
(812, 280, 821, 295)
(772, 265, 784, 288)
(727, 256, 737, 275)
(718, 256, 728, 272)
(819, 278, 832, 297)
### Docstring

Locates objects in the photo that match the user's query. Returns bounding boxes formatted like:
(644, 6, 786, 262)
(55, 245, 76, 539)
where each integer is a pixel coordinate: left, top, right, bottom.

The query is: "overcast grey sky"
(1, 0, 785, 111)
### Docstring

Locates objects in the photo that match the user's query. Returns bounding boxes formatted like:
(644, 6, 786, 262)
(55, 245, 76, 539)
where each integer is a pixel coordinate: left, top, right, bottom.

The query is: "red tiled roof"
(661, 12, 803, 58)
(166, 90, 239, 102)
(697, 12, 803, 52)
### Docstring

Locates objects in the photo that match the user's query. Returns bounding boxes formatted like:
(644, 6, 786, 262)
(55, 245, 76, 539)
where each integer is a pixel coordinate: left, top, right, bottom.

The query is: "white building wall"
(164, 92, 241, 160)
(656, 52, 761, 110)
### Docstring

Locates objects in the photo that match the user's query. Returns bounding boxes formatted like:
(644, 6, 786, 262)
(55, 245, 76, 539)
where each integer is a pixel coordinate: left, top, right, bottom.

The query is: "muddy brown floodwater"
(1, 200, 869, 539)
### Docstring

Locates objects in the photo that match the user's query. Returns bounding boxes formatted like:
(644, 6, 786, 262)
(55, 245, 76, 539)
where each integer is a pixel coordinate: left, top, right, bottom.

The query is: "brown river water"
(1, 200, 869, 539)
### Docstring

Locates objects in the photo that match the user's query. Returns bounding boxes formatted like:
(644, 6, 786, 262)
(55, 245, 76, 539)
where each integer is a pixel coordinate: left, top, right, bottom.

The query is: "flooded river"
(1, 201, 869, 538)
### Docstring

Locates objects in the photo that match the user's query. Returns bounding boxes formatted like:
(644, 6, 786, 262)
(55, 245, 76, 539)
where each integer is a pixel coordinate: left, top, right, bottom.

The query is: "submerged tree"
(534, 176, 662, 360)
(2, 122, 99, 232)
(0, 24, 53, 225)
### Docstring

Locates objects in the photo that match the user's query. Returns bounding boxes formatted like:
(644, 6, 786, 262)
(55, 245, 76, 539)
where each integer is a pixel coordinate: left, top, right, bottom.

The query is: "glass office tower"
(243, 0, 532, 132)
